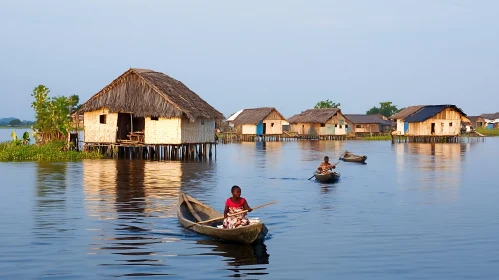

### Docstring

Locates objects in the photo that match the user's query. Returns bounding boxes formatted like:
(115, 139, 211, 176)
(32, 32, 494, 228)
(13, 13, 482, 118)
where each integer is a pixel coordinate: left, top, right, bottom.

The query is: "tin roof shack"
(480, 112, 499, 129)
(403, 105, 469, 136)
(78, 68, 224, 147)
(344, 114, 393, 134)
(390, 105, 424, 135)
(288, 108, 348, 137)
(231, 107, 288, 135)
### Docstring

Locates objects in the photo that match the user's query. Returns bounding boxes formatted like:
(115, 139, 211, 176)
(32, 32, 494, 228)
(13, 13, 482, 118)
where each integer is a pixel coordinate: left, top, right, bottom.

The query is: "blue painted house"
(481, 113, 499, 129)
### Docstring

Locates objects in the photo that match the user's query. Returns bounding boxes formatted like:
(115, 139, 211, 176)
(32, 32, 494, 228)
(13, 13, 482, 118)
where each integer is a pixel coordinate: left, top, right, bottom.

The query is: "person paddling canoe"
(317, 156, 337, 174)
(223, 185, 253, 229)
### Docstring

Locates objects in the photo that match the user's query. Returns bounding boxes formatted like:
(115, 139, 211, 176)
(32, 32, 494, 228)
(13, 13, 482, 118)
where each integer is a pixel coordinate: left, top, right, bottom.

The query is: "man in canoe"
(223, 185, 253, 229)
(317, 156, 336, 174)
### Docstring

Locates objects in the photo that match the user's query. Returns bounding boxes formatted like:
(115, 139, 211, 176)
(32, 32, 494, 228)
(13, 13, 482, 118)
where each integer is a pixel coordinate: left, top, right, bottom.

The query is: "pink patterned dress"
(223, 197, 250, 229)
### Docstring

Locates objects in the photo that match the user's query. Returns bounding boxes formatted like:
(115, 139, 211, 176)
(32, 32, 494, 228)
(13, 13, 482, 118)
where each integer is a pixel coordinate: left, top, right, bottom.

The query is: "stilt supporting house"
(392, 135, 484, 143)
(84, 143, 217, 160)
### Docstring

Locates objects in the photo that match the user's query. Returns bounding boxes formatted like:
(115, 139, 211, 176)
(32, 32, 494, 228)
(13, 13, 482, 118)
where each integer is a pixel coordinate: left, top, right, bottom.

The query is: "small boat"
(177, 193, 268, 244)
(339, 152, 367, 163)
(313, 171, 341, 183)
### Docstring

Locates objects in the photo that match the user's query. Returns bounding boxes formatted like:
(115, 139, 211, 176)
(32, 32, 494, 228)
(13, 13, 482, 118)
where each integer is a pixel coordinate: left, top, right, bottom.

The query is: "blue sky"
(1, 0, 498, 120)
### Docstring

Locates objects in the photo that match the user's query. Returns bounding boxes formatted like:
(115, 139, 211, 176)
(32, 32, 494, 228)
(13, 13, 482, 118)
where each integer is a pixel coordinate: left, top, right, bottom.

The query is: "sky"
(1, 0, 498, 120)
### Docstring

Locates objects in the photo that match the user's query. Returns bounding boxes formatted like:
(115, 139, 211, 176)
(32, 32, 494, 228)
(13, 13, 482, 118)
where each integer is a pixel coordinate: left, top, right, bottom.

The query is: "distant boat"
(177, 193, 268, 244)
(339, 151, 367, 163)
(313, 171, 341, 183)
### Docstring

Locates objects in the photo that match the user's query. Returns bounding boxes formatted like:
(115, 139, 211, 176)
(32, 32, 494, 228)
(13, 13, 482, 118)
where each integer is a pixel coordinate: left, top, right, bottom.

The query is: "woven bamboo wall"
(83, 110, 118, 143)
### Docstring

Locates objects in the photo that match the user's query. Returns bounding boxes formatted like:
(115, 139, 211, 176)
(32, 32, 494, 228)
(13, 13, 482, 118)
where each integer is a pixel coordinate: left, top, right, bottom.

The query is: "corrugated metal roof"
(390, 105, 424, 120)
(404, 105, 466, 123)
(226, 109, 244, 121)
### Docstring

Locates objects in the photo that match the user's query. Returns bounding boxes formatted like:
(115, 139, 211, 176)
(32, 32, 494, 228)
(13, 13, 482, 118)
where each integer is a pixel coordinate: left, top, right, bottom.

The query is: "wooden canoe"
(339, 153, 367, 163)
(177, 193, 268, 244)
(314, 171, 341, 183)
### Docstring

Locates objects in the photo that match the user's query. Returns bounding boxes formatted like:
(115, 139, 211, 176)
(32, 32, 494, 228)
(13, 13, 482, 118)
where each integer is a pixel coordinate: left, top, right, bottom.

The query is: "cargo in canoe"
(339, 152, 367, 163)
(313, 171, 341, 183)
(177, 193, 268, 244)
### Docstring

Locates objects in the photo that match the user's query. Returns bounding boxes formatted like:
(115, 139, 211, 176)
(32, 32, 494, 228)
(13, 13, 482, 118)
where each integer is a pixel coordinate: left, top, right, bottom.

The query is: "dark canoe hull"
(339, 154, 367, 163)
(177, 193, 268, 244)
(314, 172, 341, 183)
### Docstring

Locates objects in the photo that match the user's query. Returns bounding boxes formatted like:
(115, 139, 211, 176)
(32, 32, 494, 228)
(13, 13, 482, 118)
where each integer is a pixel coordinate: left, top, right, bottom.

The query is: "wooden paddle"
(308, 162, 340, 180)
(185, 200, 278, 229)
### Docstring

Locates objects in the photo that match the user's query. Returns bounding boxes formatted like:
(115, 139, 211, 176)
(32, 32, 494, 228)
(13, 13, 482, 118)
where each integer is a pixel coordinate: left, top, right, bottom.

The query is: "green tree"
(314, 99, 341, 109)
(31, 85, 74, 144)
(8, 119, 22, 126)
(366, 102, 404, 118)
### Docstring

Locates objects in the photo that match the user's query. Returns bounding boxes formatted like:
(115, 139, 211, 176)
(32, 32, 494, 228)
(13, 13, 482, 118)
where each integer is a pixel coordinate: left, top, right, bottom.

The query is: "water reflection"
(298, 140, 345, 162)
(394, 143, 470, 204)
(196, 239, 269, 277)
(33, 162, 68, 238)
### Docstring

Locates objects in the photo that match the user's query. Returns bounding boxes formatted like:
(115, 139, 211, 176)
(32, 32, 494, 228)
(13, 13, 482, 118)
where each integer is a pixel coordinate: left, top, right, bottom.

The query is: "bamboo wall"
(395, 119, 405, 135)
(181, 117, 215, 143)
(83, 110, 118, 143)
(262, 120, 284, 134)
(241, 124, 257, 134)
(145, 117, 181, 144)
(408, 108, 463, 136)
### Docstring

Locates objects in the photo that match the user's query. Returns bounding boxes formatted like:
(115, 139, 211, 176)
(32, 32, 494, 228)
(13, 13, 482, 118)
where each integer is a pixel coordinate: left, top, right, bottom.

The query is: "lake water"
(1, 129, 499, 279)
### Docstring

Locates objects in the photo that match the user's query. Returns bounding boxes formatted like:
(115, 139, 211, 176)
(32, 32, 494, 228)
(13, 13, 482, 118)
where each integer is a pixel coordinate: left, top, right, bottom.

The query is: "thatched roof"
(232, 107, 285, 125)
(344, 114, 393, 126)
(405, 105, 467, 123)
(481, 112, 499, 120)
(390, 105, 424, 120)
(288, 108, 341, 124)
(78, 68, 224, 121)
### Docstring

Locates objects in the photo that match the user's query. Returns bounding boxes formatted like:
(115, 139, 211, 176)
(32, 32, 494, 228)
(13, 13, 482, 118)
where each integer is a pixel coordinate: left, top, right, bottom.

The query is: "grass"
(362, 135, 392, 141)
(476, 127, 499, 137)
(0, 140, 103, 161)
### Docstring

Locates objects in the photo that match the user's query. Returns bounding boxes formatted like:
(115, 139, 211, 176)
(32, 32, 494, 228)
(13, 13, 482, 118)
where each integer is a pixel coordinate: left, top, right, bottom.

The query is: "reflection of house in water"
(82, 160, 184, 220)
(394, 143, 470, 203)
(298, 140, 345, 162)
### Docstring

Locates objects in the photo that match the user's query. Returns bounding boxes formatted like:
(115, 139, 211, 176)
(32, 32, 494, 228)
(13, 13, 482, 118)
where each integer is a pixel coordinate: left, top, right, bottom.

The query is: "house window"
(201, 120, 205, 125)
(477, 122, 483, 127)
(151, 116, 159, 121)
(356, 124, 362, 128)
(99, 114, 106, 124)
(449, 122, 453, 127)
(271, 123, 274, 127)
(339, 125, 342, 129)
(335, 124, 338, 127)
(320, 123, 325, 127)
(345, 124, 348, 128)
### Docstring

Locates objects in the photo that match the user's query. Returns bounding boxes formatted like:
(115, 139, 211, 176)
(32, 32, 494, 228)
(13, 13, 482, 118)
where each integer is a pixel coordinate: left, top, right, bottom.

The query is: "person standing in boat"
(223, 185, 253, 229)
(317, 156, 336, 174)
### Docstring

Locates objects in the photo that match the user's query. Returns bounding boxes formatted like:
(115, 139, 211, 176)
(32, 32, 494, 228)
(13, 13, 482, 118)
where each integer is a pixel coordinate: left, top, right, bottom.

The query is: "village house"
(76, 68, 224, 159)
(465, 116, 487, 131)
(481, 112, 499, 129)
(229, 107, 288, 135)
(344, 114, 393, 134)
(390, 105, 424, 135)
(288, 108, 348, 138)
(401, 105, 469, 136)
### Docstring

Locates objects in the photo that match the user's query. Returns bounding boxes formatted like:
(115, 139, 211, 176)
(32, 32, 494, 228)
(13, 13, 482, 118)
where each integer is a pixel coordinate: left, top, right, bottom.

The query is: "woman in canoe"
(317, 156, 336, 174)
(223, 185, 253, 229)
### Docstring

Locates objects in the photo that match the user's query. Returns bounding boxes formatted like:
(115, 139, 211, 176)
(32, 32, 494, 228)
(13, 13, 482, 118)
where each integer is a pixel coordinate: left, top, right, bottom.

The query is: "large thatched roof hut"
(288, 108, 348, 136)
(78, 68, 224, 145)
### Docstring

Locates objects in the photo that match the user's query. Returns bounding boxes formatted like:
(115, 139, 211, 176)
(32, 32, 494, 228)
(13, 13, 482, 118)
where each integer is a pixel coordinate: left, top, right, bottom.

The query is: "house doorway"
(117, 113, 145, 141)
(431, 123, 435, 135)
(263, 123, 267, 134)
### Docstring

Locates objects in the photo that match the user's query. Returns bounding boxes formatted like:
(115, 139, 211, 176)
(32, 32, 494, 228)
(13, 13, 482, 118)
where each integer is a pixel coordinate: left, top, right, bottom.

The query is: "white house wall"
(83, 110, 118, 143)
(242, 124, 257, 134)
(144, 117, 182, 144)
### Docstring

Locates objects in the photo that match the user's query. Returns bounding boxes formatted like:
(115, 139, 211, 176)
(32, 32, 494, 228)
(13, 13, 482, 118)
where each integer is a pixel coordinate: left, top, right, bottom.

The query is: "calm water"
(1, 131, 499, 279)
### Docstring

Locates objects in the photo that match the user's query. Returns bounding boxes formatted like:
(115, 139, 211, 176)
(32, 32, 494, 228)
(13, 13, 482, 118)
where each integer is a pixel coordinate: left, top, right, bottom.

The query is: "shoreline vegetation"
(0, 140, 102, 161)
